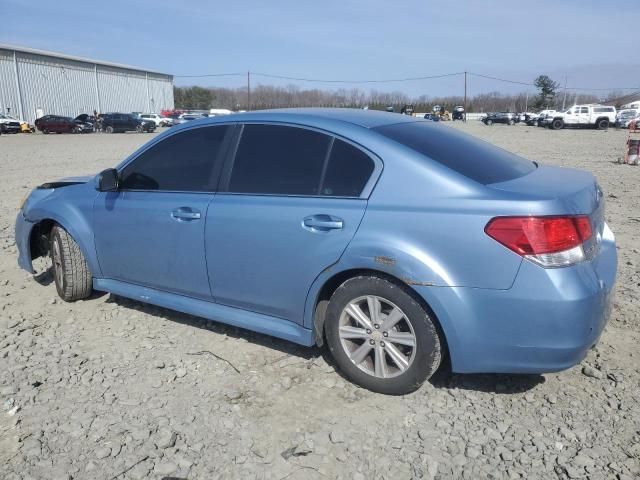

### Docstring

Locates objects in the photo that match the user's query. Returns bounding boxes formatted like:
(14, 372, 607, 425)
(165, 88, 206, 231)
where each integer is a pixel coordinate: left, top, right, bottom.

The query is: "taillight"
(485, 216, 593, 267)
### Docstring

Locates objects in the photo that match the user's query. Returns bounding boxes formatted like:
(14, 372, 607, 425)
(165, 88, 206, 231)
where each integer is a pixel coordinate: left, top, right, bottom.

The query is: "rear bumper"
(15, 212, 35, 273)
(416, 224, 617, 374)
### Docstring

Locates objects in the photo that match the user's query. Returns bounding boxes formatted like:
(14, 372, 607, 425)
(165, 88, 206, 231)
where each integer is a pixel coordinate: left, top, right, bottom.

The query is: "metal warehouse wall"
(0, 47, 174, 124)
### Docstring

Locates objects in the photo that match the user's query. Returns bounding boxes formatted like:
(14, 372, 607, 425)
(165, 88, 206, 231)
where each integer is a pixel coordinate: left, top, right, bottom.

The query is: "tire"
(508, 119, 515, 125)
(486, 119, 493, 126)
(551, 119, 564, 130)
(105, 125, 114, 134)
(135, 124, 143, 133)
(596, 118, 609, 130)
(533, 120, 538, 127)
(42, 128, 49, 134)
(50, 225, 92, 302)
(324, 276, 442, 395)
(73, 126, 81, 134)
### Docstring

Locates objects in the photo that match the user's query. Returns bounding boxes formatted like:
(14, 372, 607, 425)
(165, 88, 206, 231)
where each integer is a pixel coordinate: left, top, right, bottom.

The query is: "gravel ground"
(0, 123, 639, 480)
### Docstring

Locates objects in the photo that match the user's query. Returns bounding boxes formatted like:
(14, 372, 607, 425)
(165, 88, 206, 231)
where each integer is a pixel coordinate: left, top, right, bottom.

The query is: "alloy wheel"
(338, 295, 417, 379)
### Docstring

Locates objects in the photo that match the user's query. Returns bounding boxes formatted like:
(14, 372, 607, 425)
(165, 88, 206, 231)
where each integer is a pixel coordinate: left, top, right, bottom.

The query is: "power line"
(174, 69, 639, 92)
(469, 72, 640, 92)
(251, 71, 464, 84)
(469, 72, 533, 87)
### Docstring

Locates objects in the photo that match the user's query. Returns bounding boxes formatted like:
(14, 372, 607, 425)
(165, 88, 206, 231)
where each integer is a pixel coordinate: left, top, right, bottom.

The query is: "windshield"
(374, 121, 536, 184)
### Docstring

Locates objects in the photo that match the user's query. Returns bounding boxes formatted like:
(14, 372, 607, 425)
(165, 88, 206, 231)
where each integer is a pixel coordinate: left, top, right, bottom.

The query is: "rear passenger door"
(205, 124, 377, 323)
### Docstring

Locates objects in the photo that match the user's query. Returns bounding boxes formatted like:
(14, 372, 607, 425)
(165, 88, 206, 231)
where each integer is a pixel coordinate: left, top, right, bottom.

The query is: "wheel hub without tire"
(338, 295, 417, 379)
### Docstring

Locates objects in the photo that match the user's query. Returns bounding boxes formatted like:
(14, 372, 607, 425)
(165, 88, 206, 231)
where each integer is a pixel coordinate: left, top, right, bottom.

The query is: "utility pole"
(247, 71, 251, 111)
(463, 71, 467, 122)
(525, 91, 528, 112)
(562, 76, 568, 110)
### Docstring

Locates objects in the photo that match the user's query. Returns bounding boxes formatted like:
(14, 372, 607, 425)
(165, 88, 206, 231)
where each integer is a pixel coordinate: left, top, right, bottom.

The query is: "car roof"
(195, 108, 420, 129)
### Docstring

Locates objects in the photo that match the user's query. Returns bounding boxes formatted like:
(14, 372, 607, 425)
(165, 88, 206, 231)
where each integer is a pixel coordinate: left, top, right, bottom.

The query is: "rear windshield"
(373, 121, 536, 184)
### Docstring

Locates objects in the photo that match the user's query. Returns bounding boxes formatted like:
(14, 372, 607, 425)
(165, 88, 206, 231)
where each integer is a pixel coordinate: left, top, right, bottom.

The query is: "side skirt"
(93, 278, 315, 346)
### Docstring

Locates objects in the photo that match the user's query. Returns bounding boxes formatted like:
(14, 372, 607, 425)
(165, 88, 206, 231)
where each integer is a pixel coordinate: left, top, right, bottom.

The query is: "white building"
(0, 43, 174, 123)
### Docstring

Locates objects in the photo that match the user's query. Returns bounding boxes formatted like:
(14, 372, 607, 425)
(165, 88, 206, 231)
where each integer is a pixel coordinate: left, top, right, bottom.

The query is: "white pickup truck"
(544, 104, 616, 130)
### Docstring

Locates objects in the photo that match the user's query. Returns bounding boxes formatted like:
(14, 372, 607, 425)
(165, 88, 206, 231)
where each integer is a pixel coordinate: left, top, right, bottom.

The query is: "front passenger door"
(94, 125, 232, 298)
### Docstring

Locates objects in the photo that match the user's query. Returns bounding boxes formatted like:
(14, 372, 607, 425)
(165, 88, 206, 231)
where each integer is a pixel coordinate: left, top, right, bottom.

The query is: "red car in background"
(35, 115, 94, 134)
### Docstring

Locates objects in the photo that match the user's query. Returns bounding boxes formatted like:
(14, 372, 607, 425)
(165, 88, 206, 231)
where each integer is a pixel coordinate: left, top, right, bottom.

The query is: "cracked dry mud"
(0, 123, 639, 479)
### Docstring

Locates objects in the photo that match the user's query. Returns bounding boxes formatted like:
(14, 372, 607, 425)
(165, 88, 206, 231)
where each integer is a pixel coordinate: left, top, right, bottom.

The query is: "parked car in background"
(171, 114, 205, 126)
(0, 114, 23, 134)
(615, 109, 639, 129)
(35, 115, 94, 134)
(452, 106, 465, 121)
(138, 113, 172, 127)
(209, 108, 233, 117)
(544, 104, 616, 130)
(74, 114, 97, 128)
(15, 109, 616, 395)
(482, 112, 518, 125)
(526, 110, 556, 127)
(100, 113, 155, 133)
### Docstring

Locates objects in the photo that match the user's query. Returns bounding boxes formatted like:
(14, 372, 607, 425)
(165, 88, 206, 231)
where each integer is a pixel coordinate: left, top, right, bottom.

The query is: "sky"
(2, 0, 639, 98)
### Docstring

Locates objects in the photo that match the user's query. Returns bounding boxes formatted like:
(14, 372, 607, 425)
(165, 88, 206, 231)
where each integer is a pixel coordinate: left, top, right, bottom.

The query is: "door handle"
(171, 207, 201, 221)
(303, 215, 343, 231)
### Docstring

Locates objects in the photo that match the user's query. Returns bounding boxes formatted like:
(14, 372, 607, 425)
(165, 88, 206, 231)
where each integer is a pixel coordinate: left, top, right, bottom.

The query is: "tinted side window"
(322, 140, 374, 197)
(229, 125, 330, 195)
(120, 125, 229, 191)
(374, 121, 536, 185)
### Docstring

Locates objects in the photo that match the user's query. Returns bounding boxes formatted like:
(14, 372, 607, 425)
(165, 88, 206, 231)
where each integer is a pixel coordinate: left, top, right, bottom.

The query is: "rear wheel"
(325, 276, 442, 395)
(596, 118, 609, 130)
(50, 225, 92, 302)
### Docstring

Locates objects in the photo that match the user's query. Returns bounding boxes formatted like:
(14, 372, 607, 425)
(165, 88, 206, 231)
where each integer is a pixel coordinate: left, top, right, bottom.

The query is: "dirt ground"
(0, 122, 639, 480)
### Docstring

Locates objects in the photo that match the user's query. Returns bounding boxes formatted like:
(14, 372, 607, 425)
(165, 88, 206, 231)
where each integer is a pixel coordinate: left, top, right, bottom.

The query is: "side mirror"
(96, 168, 119, 192)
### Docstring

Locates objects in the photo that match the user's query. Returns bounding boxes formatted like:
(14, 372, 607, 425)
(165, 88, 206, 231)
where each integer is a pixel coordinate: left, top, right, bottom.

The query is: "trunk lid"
(489, 164, 605, 262)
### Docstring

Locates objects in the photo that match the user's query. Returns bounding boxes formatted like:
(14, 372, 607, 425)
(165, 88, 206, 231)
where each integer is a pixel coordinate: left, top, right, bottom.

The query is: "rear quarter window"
(322, 139, 375, 197)
(374, 121, 536, 185)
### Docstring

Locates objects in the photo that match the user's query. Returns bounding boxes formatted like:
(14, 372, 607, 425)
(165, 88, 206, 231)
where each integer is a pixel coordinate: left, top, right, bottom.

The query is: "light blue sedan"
(15, 108, 617, 394)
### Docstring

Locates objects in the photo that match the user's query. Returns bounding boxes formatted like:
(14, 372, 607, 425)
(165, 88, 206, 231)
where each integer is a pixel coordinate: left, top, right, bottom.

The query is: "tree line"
(173, 79, 629, 114)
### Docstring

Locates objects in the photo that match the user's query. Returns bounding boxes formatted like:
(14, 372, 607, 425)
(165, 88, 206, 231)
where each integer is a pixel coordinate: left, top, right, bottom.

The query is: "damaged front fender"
(15, 212, 36, 273)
